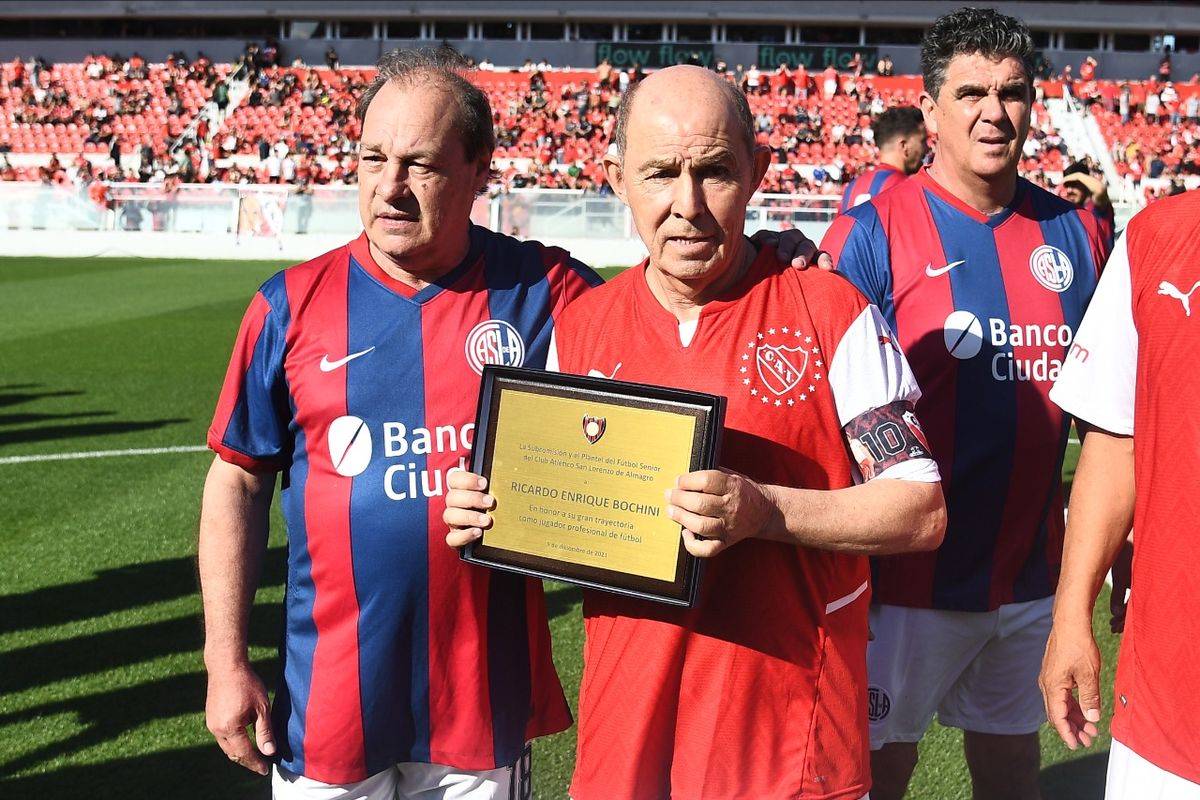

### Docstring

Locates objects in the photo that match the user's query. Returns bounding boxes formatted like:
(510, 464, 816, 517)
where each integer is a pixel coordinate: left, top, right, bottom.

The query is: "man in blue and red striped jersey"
(198, 48, 599, 799)
(838, 105, 928, 214)
(821, 8, 1109, 800)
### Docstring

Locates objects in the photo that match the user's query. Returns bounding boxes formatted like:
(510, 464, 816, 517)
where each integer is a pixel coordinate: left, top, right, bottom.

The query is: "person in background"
(839, 105, 928, 214)
(1060, 161, 1115, 251)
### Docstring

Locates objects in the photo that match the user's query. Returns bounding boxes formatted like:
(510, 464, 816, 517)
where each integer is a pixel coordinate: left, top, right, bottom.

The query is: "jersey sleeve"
(207, 290, 291, 471)
(548, 250, 604, 318)
(1049, 233, 1137, 435)
(820, 210, 893, 309)
(827, 304, 940, 483)
(1074, 205, 1113, 275)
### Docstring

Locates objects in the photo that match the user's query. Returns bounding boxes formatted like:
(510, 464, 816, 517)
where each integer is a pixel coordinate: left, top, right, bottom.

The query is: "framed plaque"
(462, 365, 725, 606)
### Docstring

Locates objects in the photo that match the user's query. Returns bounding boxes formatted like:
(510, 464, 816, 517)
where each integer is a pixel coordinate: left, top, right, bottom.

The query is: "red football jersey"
(553, 248, 934, 799)
(1051, 190, 1200, 784)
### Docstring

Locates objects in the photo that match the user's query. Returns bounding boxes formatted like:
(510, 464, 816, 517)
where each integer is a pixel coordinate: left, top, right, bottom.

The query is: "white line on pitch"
(0, 445, 209, 465)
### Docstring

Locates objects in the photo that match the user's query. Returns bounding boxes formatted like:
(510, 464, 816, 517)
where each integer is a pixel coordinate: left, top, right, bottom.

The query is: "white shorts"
(866, 596, 1053, 748)
(1106, 739, 1200, 800)
(273, 747, 530, 800)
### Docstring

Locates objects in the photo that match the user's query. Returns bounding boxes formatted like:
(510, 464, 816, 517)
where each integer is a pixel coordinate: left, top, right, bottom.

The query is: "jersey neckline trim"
(348, 229, 484, 303)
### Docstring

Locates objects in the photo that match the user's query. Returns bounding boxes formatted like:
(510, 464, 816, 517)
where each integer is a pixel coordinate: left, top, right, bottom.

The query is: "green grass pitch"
(0, 256, 1118, 798)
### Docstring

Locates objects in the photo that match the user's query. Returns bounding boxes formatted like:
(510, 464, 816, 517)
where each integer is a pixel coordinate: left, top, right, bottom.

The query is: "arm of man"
(199, 455, 277, 775)
(1039, 423, 1134, 750)
(443, 471, 939, 555)
(666, 469, 944, 556)
(671, 299, 944, 558)
(449, 301, 944, 554)
(1039, 226, 1138, 750)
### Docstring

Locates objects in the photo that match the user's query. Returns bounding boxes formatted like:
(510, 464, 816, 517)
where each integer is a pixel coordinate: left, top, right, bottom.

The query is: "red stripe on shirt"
(422, 258, 498, 765)
(208, 292, 279, 469)
(987, 198, 1068, 607)
(822, 214, 856, 265)
(286, 265, 367, 781)
(872, 183, 954, 608)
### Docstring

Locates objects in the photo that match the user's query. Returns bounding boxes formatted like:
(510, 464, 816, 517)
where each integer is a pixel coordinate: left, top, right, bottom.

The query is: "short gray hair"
(921, 7, 1035, 101)
(356, 46, 494, 164)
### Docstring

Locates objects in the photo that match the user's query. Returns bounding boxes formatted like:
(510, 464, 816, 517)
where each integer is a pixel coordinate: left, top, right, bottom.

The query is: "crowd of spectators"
(1, 46, 1198, 209)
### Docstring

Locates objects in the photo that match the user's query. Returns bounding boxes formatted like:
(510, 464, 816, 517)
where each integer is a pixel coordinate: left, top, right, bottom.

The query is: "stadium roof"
(1, 0, 1198, 32)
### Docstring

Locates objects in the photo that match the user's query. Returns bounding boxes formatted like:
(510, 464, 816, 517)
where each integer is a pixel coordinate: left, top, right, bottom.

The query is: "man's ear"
(474, 153, 492, 194)
(919, 91, 938, 137)
(749, 144, 771, 192)
(603, 152, 629, 204)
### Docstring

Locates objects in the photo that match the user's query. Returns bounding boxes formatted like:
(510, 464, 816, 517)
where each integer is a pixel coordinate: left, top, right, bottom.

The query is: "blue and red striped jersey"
(208, 227, 601, 783)
(822, 169, 1108, 611)
(839, 164, 907, 214)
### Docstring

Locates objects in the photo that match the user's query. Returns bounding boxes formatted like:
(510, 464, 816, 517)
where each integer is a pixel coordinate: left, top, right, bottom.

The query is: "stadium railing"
(0, 182, 839, 237)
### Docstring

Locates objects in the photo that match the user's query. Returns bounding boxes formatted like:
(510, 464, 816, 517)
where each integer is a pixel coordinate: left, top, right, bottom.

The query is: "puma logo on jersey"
(586, 363, 623, 380)
(1158, 280, 1200, 316)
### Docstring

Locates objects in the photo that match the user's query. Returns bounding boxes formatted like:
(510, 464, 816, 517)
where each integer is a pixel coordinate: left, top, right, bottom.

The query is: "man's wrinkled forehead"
(626, 103, 749, 165)
(944, 51, 1031, 87)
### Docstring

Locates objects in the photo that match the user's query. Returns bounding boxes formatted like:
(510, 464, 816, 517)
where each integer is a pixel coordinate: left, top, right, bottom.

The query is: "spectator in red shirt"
(1079, 56, 1097, 82)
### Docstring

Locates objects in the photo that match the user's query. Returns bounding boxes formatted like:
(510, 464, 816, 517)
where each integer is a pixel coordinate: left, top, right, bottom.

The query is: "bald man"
(446, 65, 945, 799)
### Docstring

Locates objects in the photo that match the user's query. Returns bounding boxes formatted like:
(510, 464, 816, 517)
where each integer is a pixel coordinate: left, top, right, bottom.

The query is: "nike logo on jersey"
(1158, 280, 1200, 317)
(319, 347, 376, 372)
(925, 260, 966, 278)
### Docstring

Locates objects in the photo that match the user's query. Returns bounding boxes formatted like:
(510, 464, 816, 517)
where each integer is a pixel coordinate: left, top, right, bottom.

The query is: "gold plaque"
(463, 366, 724, 606)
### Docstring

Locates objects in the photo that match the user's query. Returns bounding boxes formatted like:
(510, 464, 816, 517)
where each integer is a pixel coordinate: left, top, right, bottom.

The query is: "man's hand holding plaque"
(444, 471, 495, 545)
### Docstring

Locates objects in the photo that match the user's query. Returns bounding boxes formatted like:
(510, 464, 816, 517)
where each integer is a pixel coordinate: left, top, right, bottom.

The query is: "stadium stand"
(1, 48, 1196, 210)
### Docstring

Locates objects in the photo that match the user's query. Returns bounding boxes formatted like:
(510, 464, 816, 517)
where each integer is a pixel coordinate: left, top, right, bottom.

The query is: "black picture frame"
(462, 365, 725, 606)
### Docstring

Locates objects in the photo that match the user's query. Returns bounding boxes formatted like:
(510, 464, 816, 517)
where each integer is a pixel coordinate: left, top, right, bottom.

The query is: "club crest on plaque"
(582, 415, 606, 444)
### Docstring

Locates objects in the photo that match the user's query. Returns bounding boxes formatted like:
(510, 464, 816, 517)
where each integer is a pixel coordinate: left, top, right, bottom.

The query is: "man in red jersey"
(446, 64, 946, 800)
(839, 105, 928, 214)
(1041, 189, 1200, 798)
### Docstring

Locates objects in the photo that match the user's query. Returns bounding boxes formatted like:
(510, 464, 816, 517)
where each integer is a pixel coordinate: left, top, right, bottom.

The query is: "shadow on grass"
(1039, 750, 1109, 799)
(0, 544, 289, 793)
(0, 601, 284, 696)
(0, 386, 84, 410)
(0, 411, 114, 426)
(0, 547, 286, 635)
(0, 418, 191, 446)
(0, 743, 271, 799)
(0, 656, 279, 782)
(545, 582, 582, 621)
